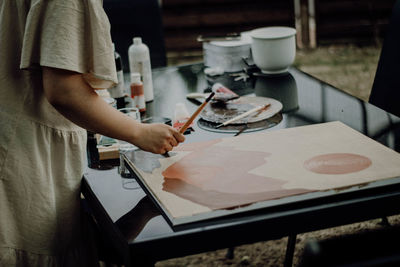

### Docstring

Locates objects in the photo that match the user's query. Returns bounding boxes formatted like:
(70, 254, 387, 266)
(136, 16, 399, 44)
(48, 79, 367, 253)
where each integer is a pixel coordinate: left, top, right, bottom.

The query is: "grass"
(293, 45, 381, 101)
(167, 44, 382, 102)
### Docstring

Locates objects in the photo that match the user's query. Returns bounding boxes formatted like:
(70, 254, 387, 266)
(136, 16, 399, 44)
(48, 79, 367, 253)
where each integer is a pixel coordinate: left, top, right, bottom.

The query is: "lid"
(250, 27, 296, 40)
(203, 43, 251, 54)
(130, 72, 141, 84)
(208, 37, 251, 47)
(133, 37, 142, 45)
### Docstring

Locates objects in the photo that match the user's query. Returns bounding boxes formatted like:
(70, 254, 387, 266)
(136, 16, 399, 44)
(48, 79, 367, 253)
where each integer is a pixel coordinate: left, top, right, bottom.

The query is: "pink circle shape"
(304, 153, 372, 175)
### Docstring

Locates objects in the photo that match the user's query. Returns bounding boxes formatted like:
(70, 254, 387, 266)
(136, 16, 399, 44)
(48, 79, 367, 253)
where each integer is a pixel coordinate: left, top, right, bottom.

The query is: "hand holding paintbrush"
(163, 92, 215, 158)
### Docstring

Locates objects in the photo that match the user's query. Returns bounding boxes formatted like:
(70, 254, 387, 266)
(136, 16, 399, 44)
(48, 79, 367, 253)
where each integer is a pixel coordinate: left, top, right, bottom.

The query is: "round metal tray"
(197, 113, 283, 134)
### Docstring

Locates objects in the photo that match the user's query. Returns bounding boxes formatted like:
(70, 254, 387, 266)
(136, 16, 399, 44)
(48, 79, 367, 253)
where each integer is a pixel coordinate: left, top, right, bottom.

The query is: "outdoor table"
(81, 63, 400, 266)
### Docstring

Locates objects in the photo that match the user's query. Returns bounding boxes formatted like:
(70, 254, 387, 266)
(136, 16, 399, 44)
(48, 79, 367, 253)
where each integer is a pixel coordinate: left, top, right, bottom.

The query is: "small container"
(130, 72, 146, 114)
(117, 107, 141, 189)
(173, 103, 192, 131)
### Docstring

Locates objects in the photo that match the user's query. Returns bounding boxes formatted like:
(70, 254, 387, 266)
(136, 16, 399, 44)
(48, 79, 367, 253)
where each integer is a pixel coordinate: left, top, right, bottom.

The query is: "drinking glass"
(118, 107, 141, 189)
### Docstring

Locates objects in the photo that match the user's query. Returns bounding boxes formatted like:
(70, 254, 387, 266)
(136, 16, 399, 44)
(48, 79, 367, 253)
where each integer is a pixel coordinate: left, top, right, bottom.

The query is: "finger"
(164, 142, 173, 153)
(172, 129, 185, 143)
(159, 146, 170, 155)
(169, 136, 178, 147)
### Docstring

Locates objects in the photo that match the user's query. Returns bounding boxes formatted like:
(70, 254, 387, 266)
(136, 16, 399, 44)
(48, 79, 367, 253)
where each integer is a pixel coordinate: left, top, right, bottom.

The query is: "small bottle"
(173, 103, 193, 134)
(130, 72, 146, 114)
(128, 37, 154, 102)
(108, 43, 126, 109)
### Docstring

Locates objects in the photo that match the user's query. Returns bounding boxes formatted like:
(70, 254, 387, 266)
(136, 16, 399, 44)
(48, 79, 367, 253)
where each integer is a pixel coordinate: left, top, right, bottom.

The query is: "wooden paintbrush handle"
(217, 103, 271, 128)
(179, 92, 215, 133)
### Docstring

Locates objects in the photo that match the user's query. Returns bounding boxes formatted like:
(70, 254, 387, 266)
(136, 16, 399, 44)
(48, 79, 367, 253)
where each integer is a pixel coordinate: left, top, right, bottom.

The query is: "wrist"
(126, 120, 145, 145)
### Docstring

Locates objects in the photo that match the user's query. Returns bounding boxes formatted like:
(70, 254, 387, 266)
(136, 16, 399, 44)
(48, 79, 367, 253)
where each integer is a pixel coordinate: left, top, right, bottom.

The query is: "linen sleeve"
(20, 0, 118, 89)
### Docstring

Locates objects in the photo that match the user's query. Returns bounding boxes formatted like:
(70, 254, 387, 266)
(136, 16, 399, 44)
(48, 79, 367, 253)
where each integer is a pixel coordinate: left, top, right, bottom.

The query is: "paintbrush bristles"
(179, 92, 215, 133)
(205, 92, 215, 102)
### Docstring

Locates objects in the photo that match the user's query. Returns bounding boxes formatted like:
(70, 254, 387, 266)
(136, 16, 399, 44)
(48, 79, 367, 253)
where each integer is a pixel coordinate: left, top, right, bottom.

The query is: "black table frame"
(82, 171, 400, 266)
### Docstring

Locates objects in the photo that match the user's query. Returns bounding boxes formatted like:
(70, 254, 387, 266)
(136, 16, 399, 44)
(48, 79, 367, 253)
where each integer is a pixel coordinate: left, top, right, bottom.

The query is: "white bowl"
(250, 27, 297, 74)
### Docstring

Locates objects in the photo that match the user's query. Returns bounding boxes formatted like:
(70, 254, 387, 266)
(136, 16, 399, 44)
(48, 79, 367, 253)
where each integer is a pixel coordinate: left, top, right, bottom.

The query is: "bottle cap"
(130, 72, 141, 84)
(133, 37, 142, 45)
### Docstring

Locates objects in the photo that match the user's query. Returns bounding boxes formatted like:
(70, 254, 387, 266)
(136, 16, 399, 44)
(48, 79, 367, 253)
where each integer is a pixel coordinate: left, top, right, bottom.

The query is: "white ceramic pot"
(250, 27, 297, 74)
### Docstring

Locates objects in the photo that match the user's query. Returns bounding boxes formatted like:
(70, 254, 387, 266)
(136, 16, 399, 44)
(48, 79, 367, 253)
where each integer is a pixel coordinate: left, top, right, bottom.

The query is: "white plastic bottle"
(128, 37, 154, 102)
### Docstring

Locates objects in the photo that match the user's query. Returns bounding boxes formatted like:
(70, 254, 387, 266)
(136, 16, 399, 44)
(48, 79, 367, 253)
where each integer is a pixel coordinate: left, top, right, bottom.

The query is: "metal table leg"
(284, 234, 297, 267)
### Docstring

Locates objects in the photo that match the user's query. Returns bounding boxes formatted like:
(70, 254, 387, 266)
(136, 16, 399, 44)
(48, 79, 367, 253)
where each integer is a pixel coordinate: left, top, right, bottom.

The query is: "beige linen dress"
(0, 0, 117, 265)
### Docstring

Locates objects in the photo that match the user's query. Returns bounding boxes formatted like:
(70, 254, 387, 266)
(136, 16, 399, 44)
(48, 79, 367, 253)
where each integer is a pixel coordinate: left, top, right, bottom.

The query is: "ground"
(157, 216, 400, 267)
(293, 45, 381, 102)
(155, 44, 392, 267)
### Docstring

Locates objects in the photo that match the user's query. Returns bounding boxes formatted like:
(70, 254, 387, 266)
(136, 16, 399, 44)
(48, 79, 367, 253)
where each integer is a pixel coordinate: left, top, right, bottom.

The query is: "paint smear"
(163, 178, 310, 210)
(162, 139, 311, 210)
(304, 153, 372, 175)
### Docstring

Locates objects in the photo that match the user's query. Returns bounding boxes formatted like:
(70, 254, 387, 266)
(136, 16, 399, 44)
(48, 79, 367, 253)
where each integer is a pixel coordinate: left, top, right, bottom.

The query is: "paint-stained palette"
(125, 121, 400, 229)
(200, 96, 282, 124)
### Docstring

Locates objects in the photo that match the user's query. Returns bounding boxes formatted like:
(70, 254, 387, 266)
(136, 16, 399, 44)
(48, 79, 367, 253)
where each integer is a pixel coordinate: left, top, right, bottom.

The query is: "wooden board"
(98, 144, 119, 160)
(126, 121, 400, 228)
(96, 134, 120, 160)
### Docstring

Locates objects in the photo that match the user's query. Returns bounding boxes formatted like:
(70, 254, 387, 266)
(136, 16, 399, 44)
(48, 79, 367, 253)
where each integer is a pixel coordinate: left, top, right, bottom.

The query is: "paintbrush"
(215, 103, 271, 129)
(179, 92, 215, 134)
(163, 93, 215, 158)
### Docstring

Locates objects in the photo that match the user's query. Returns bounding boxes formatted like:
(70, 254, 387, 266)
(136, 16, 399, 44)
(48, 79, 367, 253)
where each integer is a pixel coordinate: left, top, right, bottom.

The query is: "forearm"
(42, 67, 141, 143)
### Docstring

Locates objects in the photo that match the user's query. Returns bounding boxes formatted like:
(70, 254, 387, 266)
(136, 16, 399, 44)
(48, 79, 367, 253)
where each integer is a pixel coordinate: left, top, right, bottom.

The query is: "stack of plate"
(203, 33, 252, 72)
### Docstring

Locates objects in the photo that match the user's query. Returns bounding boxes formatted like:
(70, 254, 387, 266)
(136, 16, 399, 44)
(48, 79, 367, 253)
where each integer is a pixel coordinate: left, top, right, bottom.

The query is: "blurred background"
(161, 0, 394, 102)
(104, 0, 396, 102)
